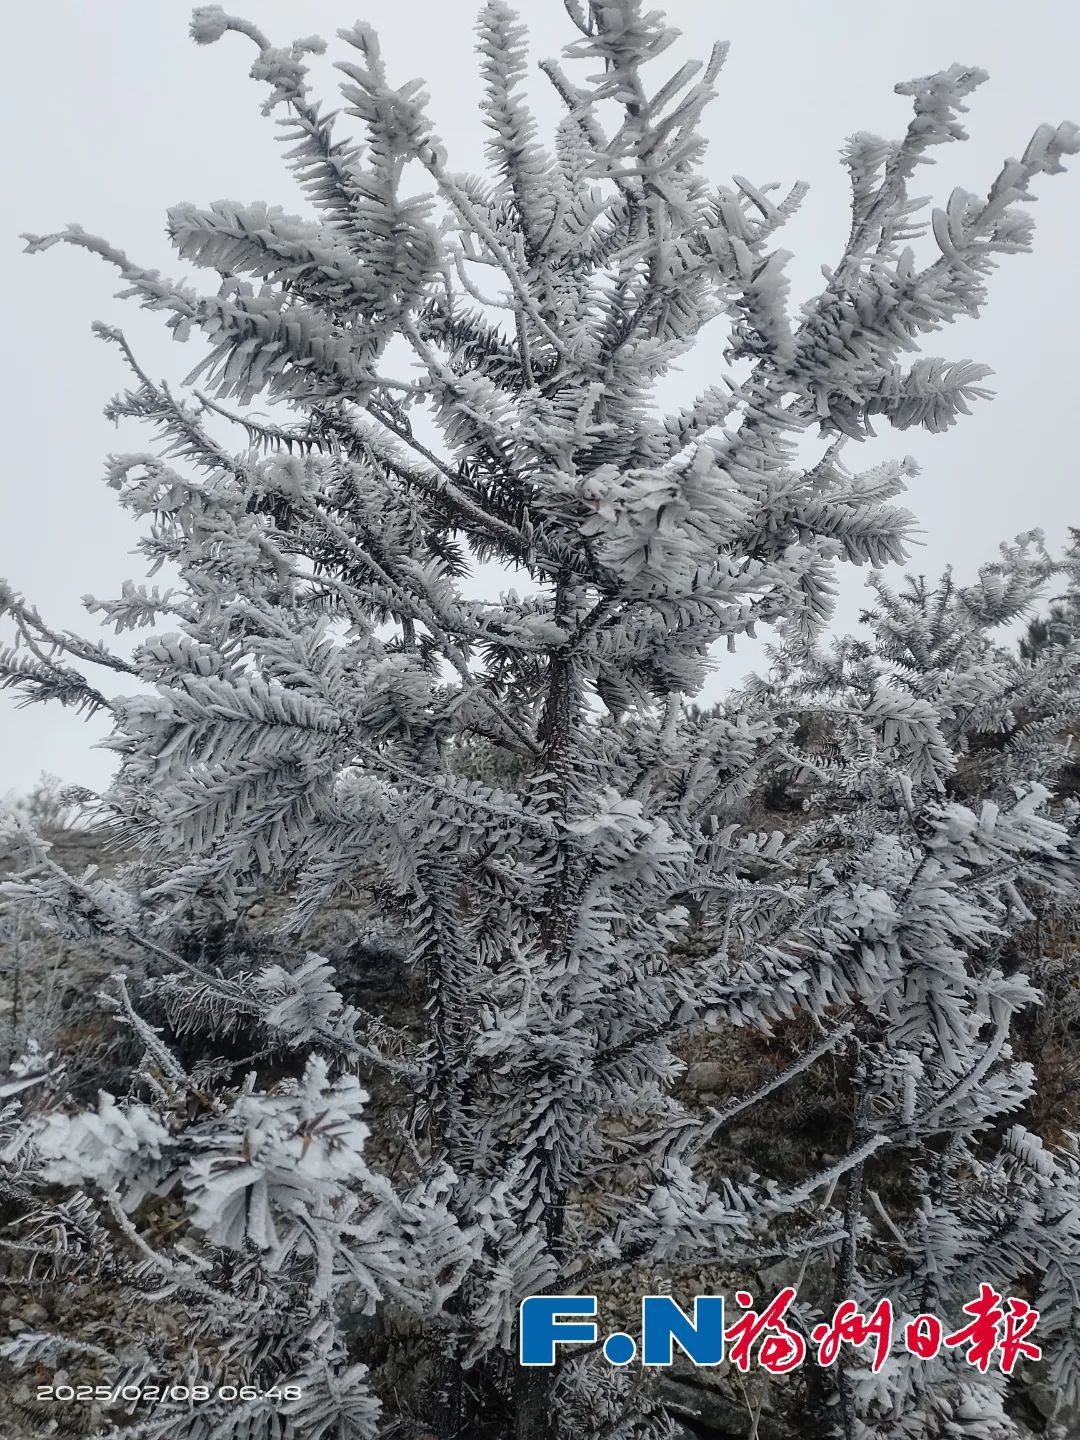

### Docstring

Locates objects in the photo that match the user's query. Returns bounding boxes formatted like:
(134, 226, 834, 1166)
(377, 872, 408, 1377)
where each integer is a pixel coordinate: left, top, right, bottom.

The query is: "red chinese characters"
(942, 1284, 1042, 1374)
(812, 1298, 894, 1373)
(903, 1313, 944, 1360)
(725, 1289, 807, 1374)
(706, 1286, 1040, 1374)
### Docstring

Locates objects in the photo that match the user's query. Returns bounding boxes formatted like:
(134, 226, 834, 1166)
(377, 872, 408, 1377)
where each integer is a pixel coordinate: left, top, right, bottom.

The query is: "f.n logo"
(641, 1295, 725, 1366)
(518, 1294, 726, 1368)
(519, 1296, 598, 1366)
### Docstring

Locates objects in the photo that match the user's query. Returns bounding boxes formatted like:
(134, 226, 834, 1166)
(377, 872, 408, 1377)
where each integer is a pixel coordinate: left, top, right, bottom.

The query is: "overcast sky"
(2, 0, 1078, 796)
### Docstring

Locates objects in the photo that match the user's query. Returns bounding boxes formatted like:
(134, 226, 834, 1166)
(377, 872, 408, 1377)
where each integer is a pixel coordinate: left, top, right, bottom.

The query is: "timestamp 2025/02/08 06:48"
(35, 1382, 304, 1406)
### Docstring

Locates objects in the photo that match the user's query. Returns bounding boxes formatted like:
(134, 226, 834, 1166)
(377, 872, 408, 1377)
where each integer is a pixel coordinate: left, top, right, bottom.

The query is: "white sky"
(1, 0, 1078, 795)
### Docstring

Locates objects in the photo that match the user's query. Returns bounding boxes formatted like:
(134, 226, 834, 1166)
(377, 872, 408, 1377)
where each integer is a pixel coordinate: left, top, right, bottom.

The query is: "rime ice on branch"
(1, 4, 1078, 1438)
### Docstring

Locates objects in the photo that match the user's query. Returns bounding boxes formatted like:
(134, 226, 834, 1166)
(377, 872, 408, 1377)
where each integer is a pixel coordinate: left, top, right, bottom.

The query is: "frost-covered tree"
(738, 535, 1080, 1438)
(1020, 527, 1080, 659)
(1, 4, 1078, 1438)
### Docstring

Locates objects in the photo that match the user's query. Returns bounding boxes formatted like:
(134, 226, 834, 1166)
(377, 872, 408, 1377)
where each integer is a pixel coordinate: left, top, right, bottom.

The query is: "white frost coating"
(0, 3, 1077, 1438)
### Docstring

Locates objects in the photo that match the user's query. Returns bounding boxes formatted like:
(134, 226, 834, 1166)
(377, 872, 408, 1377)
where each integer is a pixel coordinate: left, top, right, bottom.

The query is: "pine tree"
(1020, 527, 1080, 658)
(1, 5, 1078, 1438)
(743, 535, 1080, 1437)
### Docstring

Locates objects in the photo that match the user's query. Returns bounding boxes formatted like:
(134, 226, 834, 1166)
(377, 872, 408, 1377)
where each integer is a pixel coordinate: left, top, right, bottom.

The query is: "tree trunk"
(513, 1365, 560, 1440)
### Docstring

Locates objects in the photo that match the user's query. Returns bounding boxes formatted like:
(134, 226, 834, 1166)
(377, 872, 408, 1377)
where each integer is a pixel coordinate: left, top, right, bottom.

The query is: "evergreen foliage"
(1, 5, 1078, 1438)
(1020, 528, 1080, 659)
